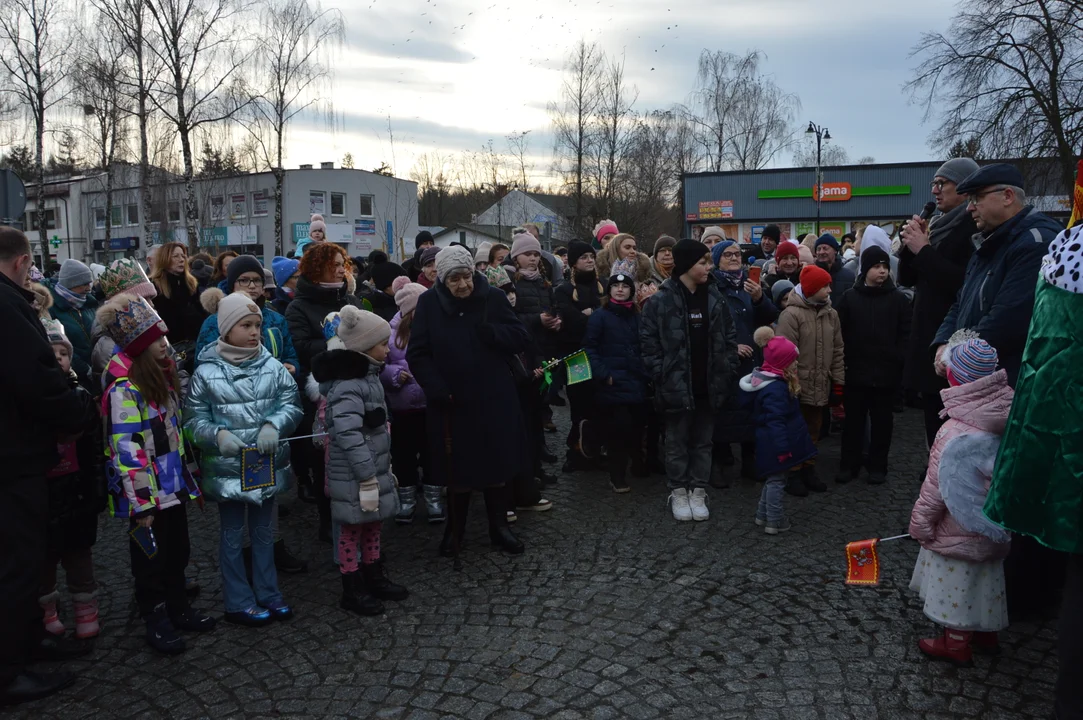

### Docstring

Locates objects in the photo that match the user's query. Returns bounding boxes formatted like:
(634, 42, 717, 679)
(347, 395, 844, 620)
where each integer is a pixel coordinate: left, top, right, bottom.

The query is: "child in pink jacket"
(908, 337, 1014, 667)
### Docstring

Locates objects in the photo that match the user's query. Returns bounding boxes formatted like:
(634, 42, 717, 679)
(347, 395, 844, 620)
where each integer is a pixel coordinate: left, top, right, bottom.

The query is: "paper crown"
(99, 258, 157, 300)
(41, 318, 72, 351)
(104, 294, 168, 357)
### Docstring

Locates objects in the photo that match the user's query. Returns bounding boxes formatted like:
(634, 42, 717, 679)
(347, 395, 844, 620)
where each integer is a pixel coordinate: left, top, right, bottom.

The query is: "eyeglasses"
(930, 180, 949, 191)
(720, 251, 742, 259)
(235, 277, 264, 287)
(967, 187, 1007, 205)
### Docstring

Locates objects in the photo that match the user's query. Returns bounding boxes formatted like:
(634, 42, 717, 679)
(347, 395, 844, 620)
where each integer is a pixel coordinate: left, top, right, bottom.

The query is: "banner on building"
(698, 200, 734, 220)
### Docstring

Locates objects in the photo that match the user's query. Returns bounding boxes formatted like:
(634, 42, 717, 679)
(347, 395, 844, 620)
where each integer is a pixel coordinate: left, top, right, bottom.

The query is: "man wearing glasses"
(898, 158, 979, 446)
(923, 163, 1062, 387)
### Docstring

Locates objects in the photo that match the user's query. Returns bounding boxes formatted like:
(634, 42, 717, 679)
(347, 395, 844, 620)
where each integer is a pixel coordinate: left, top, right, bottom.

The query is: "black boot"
(739, 443, 757, 480)
(802, 465, 828, 493)
(484, 488, 524, 555)
(144, 606, 186, 655)
(784, 471, 809, 497)
(439, 491, 471, 557)
(32, 633, 93, 661)
(339, 571, 383, 616)
(361, 560, 409, 601)
(274, 539, 308, 573)
(708, 461, 731, 489)
(0, 670, 75, 707)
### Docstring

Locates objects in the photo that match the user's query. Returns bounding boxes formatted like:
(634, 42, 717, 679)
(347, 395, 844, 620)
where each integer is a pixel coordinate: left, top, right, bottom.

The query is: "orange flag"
(1070, 158, 1083, 229)
(845, 539, 881, 586)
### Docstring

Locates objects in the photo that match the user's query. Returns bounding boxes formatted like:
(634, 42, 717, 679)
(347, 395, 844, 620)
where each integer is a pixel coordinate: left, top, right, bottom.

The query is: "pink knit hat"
(510, 232, 542, 259)
(594, 220, 618, 244)
(762, 336, 799, 376)
(309, 213, 327, 237)
(394, 281, 427, 316)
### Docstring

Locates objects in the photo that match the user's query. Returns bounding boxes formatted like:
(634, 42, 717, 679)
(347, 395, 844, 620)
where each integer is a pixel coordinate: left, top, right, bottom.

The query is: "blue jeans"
(757, 473, 786, 524)
(218, 500, 281, 613)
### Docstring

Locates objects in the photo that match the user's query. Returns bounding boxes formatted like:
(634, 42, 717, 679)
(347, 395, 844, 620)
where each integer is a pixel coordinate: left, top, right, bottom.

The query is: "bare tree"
(791, 140, 850, 168)
(548, 40, 602, 236)
(586, 54, 638, 222)
(240, 0, 343, 253)
(0, 0, 72, 260)
(144, 0, 251, 249)
(907, 0, 1083, 186)
(506, 130, 531, 189)
(725, 71, 799, 170)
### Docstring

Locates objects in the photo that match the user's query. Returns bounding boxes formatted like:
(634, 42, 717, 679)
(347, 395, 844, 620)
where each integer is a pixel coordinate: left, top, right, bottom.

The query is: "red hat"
(774, 241, 800, 263)
(799, 265, 832, 297)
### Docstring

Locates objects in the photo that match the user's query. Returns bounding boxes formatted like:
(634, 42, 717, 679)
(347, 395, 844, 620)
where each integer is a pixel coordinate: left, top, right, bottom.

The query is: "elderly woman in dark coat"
(407, 245, 532, 557)
(710, 240, 779, 486)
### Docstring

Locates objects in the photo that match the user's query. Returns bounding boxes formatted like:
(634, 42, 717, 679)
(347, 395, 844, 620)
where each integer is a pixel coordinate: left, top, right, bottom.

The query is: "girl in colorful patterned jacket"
(908, 337, 1014, 667)
(185, 292, 303, 628)
(97, 294, 215, 655)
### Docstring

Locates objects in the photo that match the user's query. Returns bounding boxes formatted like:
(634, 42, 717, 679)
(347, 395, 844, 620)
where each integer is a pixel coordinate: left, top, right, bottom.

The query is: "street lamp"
(806, 121, 832, 234)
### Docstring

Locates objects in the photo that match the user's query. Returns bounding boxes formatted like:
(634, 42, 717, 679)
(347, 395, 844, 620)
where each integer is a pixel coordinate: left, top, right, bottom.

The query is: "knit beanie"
(415, 230, 435, 249)
(814, 233, 840, 252)
(700, 226, 725, 245)
(934, 157, 980, 186)
(770, 279, 795, 306)
(710, 239, 737, 268)
(263, 268, 276, 289)
(190, 258, 213, 284)
(567, 240, 595, 268)
(945, 337, 999, 386)
(754, 326, 798, 376)
(594, 220, 618, 244)
(394, 282, 426, 316)
(474, 241, 492, 265)
(799, 265, 833, 297)
(42, 318, 73, 355)
(99, 258, 158, 300)
(672, 239, 709, 279)
(798, 244, 815, 266)
(271, 256, 300, 288)
(372, 261, 407, 292)
(860, 246, 891, 278)
(217, 292, 262, 338)
(225, 255, 264, 293)
(774, 241, 800, 263)
(337, 304, 391, 354)
(96, 293, 168, 357)
(420, 245, 441, 268)
(435, 244, 474, 282)
(510, 232, 542, 260)
(58, 259, 93, 290)
(653, 235, 677, 256)
(308, 213, 326, 237)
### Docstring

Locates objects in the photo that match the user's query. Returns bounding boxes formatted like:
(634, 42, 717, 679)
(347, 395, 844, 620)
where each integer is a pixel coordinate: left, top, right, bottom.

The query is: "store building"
(682, 160, 1073, 243)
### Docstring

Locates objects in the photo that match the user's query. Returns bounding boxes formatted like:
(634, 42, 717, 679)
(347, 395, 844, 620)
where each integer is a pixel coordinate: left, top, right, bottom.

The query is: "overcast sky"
(289, 0, 960, 184)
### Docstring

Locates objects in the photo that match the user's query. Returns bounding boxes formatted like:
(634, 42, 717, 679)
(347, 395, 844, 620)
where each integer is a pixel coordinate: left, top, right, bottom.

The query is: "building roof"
(432, 223, 518, 243)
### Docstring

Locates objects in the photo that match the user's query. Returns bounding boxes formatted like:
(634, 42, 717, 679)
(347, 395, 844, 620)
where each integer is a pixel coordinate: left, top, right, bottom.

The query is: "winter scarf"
(517, 267, 541, 282)
(54, 282, 88, 309)
(216, 338, 261, 364)
(716, 269, 744, 290)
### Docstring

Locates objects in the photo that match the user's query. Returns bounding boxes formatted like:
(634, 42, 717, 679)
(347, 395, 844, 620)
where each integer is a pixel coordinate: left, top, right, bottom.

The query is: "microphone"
(919, 201, 937, 221)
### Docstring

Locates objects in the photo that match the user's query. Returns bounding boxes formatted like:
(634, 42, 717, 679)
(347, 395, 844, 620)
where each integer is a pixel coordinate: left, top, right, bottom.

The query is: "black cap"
(415, 230, 435, 249)
(226, 254, 264, 292)
(608, 273, 635, 290)
(372, 261, 406, 292)
(956, 163, 1025, 194)
(860, 246, 891, 278)
(672, 238, 710, 278)
(761, 224, 780, 242)
(567, 240, 595, 268)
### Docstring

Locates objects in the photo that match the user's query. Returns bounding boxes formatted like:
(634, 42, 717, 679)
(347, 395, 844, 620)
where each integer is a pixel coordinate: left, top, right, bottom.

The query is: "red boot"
(972, 631, 1000, 655)
(918, 628, 974, 667)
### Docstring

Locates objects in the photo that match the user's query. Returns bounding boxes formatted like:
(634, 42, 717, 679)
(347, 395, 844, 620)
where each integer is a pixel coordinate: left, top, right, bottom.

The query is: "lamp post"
(805, 121, 832, 234)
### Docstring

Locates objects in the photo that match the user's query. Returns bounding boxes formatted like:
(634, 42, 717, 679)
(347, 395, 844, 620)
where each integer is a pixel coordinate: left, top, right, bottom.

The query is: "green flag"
(565, 350, 593, 385)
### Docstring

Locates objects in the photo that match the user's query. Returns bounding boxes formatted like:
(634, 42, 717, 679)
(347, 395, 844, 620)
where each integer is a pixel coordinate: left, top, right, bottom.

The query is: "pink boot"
(39, 591, 66, 636)
(72, 592, 100, 639)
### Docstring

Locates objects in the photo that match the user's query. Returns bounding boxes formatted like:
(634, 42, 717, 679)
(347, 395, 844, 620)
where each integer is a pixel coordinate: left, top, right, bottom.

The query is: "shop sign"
(93, 236, 139, 251)
(814, 183, 852, 202)
(819, 222, 846, 238)
(698, 200, 733, 220)
(759, 184, 910, 201)
(685, 213, 698, 221)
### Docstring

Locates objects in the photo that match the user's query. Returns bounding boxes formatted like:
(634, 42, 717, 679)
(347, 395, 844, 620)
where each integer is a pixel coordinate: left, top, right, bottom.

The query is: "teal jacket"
(45, 280, 99, 381)
(194, 288, 299, 371)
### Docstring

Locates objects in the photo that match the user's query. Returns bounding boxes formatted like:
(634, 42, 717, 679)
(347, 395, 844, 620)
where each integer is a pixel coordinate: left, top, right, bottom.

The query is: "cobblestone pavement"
(9, 406, 1058, 720)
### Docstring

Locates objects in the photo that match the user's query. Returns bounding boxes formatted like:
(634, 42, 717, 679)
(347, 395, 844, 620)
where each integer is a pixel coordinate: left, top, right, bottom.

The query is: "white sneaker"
(669, 488, 692, 522)
(689, 488, 709, 521)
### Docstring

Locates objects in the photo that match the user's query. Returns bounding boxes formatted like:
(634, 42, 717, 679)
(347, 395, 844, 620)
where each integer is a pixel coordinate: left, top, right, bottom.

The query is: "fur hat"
(593, 220, 618, 244)
(217, 291, 262, 339)
(799, 265, 833, 297)
(672, 239, 710, 279)
(99, 258, 157, 300)
(774, 241, 800, 263)
(309, 213, 326, 237)
(96, 293, 168, 357)
(394, 281, 427, 316)
(58, 259, 93, 290)
(225, 255, 264, 294)
(653, 235, 677, 256)
(42, 318, 73, 355)
(435, 244, 474, 282)
(337, 305, 391, 354)
(754, 326, 798, 376)
(510, 232, 542, 260)
(700, 226, 725, 245)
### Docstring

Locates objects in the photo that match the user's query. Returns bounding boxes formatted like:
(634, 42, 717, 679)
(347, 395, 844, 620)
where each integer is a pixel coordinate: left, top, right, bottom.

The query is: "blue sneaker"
(223, 606, 272, 627)
(265, 599, 294, 621)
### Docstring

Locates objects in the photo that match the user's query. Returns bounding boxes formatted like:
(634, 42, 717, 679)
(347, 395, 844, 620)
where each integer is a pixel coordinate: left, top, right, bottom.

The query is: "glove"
(829, 383, 845, 408)
(216, 430, 245, 458)
(256, 424, 279, 455)
(476, 323, 496, 346)
(359, 477, 379, 512)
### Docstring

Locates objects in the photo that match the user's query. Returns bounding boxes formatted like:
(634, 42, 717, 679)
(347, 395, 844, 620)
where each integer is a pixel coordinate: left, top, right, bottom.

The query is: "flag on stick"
(564, 350, 593, 385)
(1069, 157, 1083, 229)
(845, 539, 881, 586)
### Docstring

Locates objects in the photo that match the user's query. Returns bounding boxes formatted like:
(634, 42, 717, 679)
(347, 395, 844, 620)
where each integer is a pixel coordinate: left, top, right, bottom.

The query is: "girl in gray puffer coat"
(310, 305, 408, 617)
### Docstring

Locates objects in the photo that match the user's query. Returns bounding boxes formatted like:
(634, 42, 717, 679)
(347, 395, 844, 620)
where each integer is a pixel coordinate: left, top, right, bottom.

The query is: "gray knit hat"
(58, 259, 93, 290)
(337, 304, 391, 354)
(934, 158, 980, 186)
(435, 244, 474, 283)
(217, 292, 262, 339)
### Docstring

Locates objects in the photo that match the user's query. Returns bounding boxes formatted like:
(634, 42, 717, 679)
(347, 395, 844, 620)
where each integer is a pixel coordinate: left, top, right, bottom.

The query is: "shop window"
(126, 203, 139, 226)
(330, 192, 346, 216)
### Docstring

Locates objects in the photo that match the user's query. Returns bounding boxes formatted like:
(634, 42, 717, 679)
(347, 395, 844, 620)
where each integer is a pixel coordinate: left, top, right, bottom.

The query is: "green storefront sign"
(758, 185, 911, 200)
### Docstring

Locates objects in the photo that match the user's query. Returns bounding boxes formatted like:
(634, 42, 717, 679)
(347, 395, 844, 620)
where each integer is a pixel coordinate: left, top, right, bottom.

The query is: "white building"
(474, 190, 572, 246)
(20, 162, 419, 266)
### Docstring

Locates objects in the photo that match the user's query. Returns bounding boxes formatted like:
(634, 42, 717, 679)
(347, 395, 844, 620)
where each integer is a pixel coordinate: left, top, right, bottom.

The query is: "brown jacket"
(596, 239, 653, 284)
(776, 291, 845, 406)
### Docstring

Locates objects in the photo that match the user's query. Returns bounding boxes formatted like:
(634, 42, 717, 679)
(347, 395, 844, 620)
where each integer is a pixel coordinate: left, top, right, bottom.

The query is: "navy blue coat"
(933, 206, 1062, 385)
(741, 373, 817, 478)
(713, 272, 778, 443)
(583, 303, 648, 406)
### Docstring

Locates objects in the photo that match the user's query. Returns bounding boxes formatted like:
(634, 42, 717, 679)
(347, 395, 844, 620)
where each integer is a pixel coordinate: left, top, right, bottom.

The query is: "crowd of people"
(1, 165, 1081, 717)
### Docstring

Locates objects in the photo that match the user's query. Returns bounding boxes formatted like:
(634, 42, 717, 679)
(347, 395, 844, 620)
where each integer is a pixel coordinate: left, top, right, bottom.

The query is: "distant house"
(473, 189, 575, 246)
(431, 223, 516, 250)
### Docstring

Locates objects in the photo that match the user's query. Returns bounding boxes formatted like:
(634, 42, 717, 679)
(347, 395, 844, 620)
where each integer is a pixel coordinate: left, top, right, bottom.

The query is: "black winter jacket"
(511, 273, 558, 362)
(898, 203, 976, 393)
(640, 279, 739, 414)
(836, 277, 912, 388)
(932, 206, 1062, 385)
(46, 376, 106, 554)
(151, 272, 206, 345)
(0, 272, 96, 476)
(285, 276, 365, 375)
(584, 303, 648, 406)
(553, 273, 604, 354)
(819, 257, 857, 308)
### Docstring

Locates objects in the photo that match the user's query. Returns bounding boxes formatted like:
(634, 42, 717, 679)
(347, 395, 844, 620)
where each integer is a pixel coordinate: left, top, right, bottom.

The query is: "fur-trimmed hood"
(29, 281, 53, 319)
(311, 348, 382, 384)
